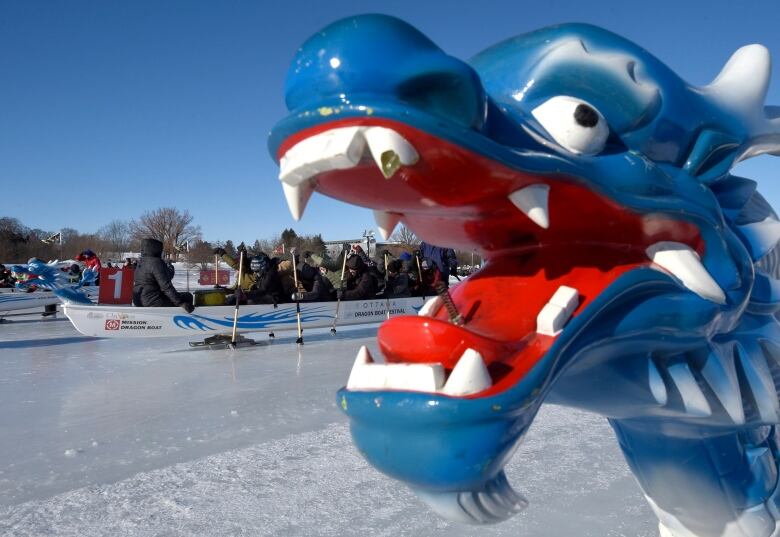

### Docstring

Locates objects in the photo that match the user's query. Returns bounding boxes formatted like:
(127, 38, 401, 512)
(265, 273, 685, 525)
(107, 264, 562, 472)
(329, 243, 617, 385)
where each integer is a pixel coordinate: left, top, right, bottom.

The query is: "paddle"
(290, 248, 304, 345)
(330, 245, 349, 335)
(229, 250, 245, 347)
(383, 251, 391, 320)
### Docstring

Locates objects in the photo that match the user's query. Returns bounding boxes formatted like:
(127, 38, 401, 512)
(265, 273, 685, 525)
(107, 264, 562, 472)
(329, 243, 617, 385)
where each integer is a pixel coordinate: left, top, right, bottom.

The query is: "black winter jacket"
(248, 261, 284, 303)
(343, 271, 378, 300)
(132, 239, 185, 307)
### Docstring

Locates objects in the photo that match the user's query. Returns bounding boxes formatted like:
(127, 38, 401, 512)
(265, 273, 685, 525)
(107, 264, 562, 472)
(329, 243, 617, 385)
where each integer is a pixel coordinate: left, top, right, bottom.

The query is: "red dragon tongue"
(376, 247, 646, 395)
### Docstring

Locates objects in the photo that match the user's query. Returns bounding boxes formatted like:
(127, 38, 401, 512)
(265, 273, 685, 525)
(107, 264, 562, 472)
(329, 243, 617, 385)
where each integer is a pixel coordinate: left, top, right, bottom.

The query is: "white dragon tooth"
(667, 362, 712, 417)
(347, 365, 387, 391)
(279, 126, 366, 186)
(363, 126, 419, 179)
(346, 346, 377, 390)
(736, 343, 780, 423)
(700, 347, 744, 424)
(536, 303, 568, 336)
(442, 348, 492, 396)
(418, 296, 443, 317)
(548, 285, 579, 316)
(384, 363, 445, 392)
(645, 242, 727, 304)
(508, 184, 550, 229)
(281, 181, 314, 221)
(355, 345, 373, 367)
(648, 359, 668, 406)
(737, 217, 780, 261)
(373, 210, 402, 241)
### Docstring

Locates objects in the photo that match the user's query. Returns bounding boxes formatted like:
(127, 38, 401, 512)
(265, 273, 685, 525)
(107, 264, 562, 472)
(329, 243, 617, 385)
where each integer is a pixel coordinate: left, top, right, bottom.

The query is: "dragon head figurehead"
(270, 16, 780, 535)
(12, 258, 95, 304)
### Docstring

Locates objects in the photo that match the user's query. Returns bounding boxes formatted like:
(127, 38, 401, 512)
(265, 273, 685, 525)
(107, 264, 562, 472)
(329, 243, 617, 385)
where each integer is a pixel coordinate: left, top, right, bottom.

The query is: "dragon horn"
(702, 45, 780, 161)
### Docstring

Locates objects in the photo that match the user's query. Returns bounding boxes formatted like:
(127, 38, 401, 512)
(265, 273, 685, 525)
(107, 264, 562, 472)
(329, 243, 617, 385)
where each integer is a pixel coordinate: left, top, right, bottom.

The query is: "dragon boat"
(63, 296, 426, 338)
(270, 15, 780, 537)
(0, 259, 98, 315)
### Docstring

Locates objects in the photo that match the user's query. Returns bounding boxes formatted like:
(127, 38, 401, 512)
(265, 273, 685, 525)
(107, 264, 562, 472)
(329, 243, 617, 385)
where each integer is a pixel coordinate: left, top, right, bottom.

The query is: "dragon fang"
(270, 16, 780, 537)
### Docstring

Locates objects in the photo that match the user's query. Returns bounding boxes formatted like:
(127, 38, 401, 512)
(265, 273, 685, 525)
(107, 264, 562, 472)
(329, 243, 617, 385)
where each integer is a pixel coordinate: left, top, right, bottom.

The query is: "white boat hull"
(0, 287, 99, 313)
(63, 297, 426, 338)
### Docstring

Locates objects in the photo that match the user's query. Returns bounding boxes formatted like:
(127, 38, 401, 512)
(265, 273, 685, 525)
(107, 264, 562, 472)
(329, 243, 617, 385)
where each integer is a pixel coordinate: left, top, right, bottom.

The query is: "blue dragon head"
(13, 258, 94, 304)
(270, 16, 780, 535)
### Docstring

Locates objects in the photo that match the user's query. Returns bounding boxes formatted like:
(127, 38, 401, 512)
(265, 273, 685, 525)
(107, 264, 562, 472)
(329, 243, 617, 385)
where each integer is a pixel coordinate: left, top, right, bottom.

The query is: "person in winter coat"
(61, 263, 82, 284)
(213, 246, 255, 293)
(293, 262, 335, 302)
(338, 255, 378, 301)
(417, 257, 444, 296)
(133, 238, 194, 311)
(419, 241, 458, 288)
(245, 254, 285, 305)
(76, 249, 102, 285)
(384, 259, 412, 298)
(310, 251, 346, 290)
(0, 264, 16, 288)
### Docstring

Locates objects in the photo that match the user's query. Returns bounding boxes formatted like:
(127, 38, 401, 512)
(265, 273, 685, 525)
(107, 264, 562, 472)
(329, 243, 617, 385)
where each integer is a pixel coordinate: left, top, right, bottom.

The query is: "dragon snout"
(338, 378, 536, 524)
(284, 14, 487, 130)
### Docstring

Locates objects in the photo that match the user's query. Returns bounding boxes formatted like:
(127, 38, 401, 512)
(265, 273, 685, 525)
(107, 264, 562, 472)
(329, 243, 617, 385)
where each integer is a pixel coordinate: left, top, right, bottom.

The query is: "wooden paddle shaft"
(230, 251, 244, 344)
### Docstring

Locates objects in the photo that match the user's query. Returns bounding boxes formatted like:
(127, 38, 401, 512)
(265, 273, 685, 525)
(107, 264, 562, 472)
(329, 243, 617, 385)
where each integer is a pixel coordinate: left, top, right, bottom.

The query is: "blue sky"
(1, 0, 780, 246)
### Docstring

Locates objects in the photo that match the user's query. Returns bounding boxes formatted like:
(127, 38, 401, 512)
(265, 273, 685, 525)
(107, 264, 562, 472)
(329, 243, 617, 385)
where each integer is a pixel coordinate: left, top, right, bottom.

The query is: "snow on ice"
(1, 285, 656, 535)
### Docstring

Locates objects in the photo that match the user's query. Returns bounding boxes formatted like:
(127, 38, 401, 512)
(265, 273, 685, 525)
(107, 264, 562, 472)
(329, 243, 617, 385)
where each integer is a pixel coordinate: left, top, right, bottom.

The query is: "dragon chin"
(272, 15, 780, 537)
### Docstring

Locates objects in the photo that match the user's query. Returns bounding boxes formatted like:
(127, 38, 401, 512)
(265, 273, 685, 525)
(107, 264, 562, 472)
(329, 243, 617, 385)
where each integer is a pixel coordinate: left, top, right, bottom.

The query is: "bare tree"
(187, 240, 216, 269)
(130, 207, 202, 260)
(390, 224, 420, 249)
(99, 220, 131, 255)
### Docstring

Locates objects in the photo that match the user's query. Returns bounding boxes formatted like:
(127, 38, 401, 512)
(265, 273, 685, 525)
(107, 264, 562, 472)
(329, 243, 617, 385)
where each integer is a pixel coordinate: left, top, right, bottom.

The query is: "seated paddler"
(132, 238, 194, 312)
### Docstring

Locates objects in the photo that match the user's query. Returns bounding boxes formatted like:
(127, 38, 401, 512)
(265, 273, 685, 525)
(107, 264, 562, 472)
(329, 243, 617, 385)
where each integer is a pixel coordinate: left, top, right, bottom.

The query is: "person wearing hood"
(245, 253, 285, 305)
(338, 255, 378, 301)
(384, 259, 411, 298)
(293, 262, 335, 302)
(132, 238, 194, 311)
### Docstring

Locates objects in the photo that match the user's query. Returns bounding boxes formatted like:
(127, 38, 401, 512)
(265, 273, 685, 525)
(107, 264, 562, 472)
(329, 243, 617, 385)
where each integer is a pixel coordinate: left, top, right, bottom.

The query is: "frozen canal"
(0, 310, 656, 536)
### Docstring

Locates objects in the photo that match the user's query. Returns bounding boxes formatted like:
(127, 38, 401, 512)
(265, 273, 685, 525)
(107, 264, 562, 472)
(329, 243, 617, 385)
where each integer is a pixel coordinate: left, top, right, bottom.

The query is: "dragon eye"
(531, 96, 609, 155)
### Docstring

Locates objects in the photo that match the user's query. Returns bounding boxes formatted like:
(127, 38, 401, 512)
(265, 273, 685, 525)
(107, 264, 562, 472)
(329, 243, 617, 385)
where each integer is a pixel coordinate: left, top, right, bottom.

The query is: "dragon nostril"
(574, 104, 599, 128)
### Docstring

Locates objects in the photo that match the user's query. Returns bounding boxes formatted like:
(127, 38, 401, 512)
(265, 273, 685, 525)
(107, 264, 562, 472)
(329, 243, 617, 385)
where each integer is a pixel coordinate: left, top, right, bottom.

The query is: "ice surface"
(0, 312, 655, 536)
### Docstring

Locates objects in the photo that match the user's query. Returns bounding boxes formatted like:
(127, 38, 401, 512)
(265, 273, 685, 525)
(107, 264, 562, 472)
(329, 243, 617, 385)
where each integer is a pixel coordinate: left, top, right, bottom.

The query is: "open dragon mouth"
(278, 119, 720, 398)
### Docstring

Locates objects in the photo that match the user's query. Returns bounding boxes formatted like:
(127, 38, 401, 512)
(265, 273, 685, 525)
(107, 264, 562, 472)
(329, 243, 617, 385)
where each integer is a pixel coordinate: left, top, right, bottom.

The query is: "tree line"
(0, 210, 480, 269)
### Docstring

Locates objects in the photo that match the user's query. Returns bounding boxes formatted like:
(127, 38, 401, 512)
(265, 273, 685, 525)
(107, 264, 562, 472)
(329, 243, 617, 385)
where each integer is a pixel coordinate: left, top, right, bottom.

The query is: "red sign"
(198, 269, 230, 286)
(105, 319, 120, 330)
(98, 267, 134, 304)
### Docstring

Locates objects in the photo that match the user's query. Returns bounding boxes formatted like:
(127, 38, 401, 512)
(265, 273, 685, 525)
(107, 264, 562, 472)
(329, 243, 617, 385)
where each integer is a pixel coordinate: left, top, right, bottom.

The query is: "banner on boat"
(98, 267, 134, 305)
(198, 270, 231, 286)
(64, 297, 425, 338)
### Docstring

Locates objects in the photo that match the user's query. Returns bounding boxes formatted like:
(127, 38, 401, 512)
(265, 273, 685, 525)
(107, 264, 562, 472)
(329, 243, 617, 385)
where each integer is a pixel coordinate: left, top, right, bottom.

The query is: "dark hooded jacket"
(133, 239, 186, 307)
(420, 242, 458, 279)
(343, 255, 378, 300)
(298, 263, 335, 302)
(247, 257, 285, 304)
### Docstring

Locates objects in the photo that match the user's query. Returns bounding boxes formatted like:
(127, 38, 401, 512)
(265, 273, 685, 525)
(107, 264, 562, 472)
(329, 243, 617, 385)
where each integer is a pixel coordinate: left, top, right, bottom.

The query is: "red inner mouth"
(279, 118, 704, 397)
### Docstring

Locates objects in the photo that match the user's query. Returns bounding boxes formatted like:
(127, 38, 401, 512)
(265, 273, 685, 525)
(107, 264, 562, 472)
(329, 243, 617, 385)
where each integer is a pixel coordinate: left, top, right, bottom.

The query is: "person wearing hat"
(292, 262, 335, 302)
(413, 257, 443, 297)
(244, 253, 284, 305)
(338, 255, 378, 301)
(75, 249, 102, 285)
